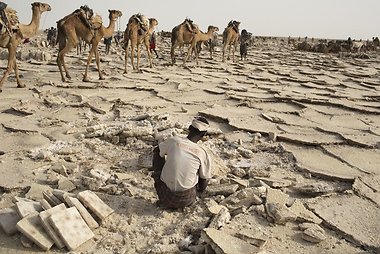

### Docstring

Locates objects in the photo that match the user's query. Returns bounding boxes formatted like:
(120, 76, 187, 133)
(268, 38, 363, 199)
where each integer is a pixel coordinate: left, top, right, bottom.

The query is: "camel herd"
(0, 3, 246, 92)
(0, 2, 378, 92)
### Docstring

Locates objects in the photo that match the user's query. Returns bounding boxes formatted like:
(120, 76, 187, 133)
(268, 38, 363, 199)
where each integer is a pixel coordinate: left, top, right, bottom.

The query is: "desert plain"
(0, 33, 379, 254)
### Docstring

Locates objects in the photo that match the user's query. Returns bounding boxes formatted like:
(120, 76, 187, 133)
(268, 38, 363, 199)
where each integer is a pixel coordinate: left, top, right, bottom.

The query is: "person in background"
(150, 31, 159, 58)
(152, 116, 212, 209)
(104, 36, 112, 54)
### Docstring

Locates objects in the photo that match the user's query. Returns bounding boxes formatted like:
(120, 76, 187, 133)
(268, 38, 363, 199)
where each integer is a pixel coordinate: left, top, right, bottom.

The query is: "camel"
(183, 25, 219, 66)
(222, 20, 240, 62)
(170, 18, 200, 65)
(123, 14, 158, 73)
(56, 8, 122, 82)
(0, 2, 51, 92)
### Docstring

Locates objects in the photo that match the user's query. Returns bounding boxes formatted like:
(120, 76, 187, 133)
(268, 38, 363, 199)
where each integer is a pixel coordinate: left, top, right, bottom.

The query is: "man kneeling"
(152, 117, 212, 209)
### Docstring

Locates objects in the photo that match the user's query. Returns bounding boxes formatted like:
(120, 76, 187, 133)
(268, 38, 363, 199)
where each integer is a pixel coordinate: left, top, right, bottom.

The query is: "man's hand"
(152, 146, 165, 180)
(197, 178, 208, 193)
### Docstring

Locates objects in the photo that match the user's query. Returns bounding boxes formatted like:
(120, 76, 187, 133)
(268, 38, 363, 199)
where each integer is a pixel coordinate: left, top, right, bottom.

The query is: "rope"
(42, 11, 48, 30)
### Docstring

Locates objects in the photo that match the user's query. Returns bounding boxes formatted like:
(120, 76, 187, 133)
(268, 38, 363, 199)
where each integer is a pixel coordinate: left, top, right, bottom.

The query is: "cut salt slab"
(25, 183, 53, 201)
(64, 196, 99, 229)
(15, 201, 43, 218)
(0, 207, 21, 235)
(77, 190, 114, 221)
(39, 203, 66, 249)
(201, 228, 258, 254)
(48, 207, 94, 251)
(16, 212, 54, 251)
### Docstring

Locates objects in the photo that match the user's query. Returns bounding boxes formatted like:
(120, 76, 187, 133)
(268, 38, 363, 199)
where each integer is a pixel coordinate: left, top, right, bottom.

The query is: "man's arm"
(152, 146, 165, 179)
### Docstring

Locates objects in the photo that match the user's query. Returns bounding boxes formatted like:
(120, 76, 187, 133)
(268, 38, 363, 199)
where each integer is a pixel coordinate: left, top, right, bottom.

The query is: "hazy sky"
(11, 0, 379, 40)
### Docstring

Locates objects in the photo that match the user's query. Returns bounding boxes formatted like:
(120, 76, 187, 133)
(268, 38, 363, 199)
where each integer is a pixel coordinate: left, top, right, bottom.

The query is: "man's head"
(188, 116, 209, 142)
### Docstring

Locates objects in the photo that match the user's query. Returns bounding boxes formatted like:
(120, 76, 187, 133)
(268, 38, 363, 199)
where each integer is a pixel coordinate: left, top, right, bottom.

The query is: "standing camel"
(222, 20, 240, 62)
(0, 2, 51, 92)
(183, 25, 219, 66)
(56, 9, 122, 82)
(123, 14, 158, 73)
(170, 18, 199, 65)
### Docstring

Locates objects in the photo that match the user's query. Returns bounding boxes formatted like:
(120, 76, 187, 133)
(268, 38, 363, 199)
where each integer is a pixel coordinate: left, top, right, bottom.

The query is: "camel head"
(149, 18, 158, 28)
(207, 25, 219, 33)
(31, 2, 52, 13)
(109, 10, 123, 21)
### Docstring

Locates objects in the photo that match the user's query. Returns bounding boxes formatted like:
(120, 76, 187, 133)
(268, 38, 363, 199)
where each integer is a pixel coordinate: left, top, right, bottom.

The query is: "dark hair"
(188, 116, 209, 137)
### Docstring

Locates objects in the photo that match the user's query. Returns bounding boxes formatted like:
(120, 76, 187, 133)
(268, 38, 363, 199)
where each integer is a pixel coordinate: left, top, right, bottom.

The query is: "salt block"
(40, 199, 52, 210)
(77, 190, 114, 221)
(0, 207, 21, 235)
(15, 201, 43, 218)
(64, 196, 99, 229)
(39, 203, 66, 249)
(52, 189, 75, 203)
(48, 207, 94, 250)
(43, 191, 62, 206)
(25, 183, 53, 201)
(16, 212, 54, 251)
(201, 228, 257, 254)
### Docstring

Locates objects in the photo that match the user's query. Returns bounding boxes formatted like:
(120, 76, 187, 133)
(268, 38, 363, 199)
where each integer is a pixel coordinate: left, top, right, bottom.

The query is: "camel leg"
(124, 43, 129, 74)
(83, 44, 96, 82)
(94, 48, 104, 80)
(13, 61, 24, 88)
(145, 41, 153, 68)
(232, 42, 236, 62)
(227, 44, 232, 60)
(130, 44, 136, 71)
(57, 40, 74, 82)
(195, 43, 201, 66)
(222, 44, 227, 62)
(170, 44, 177, 65)
(0, 46, 16, 92)
(137, 44, 141, 71)
(183, 44, 193, 66)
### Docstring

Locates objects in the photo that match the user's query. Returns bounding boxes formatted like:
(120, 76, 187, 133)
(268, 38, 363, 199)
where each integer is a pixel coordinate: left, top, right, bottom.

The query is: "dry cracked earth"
(0, 35, 379, 254)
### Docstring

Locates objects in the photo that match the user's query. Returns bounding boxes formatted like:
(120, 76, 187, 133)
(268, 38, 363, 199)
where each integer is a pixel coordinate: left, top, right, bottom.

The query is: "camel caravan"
(295, 36, 380, 55)
(0, 2, 378, 91)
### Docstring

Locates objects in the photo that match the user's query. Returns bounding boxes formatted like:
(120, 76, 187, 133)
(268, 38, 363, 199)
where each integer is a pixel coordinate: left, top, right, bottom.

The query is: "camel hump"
(132, 14, 148, 26)
(183, 18, 197, 33)
(227, 20, 240, 33)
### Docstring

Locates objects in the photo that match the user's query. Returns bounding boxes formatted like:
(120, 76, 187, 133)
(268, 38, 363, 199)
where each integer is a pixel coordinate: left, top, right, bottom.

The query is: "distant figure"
(240, 29, 250, 61)
(47, 27, 57, 46)
(347, 37, 353, 48)
(374, 37, 379, 48)
(114, 31, 122, 46)
(104, 36, 112, 54)
(150, 31, 159, 58)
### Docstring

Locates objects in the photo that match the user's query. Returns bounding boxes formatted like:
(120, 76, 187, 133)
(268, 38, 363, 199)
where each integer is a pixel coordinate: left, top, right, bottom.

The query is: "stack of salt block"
(0, 190, 114, 251)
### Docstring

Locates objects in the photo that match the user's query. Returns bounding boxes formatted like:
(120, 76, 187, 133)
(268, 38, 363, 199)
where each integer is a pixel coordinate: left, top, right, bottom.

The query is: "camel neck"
(19, 8, 41, 38)
(102, 18, 116, 38)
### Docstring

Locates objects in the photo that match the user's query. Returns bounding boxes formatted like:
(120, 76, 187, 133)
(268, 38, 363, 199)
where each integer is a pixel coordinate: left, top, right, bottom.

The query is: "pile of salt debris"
(0, 189, 114, 251)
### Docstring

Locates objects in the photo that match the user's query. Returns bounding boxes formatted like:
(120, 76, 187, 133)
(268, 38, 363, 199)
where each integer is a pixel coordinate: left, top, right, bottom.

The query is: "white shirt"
(159, 136, 212, 192)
